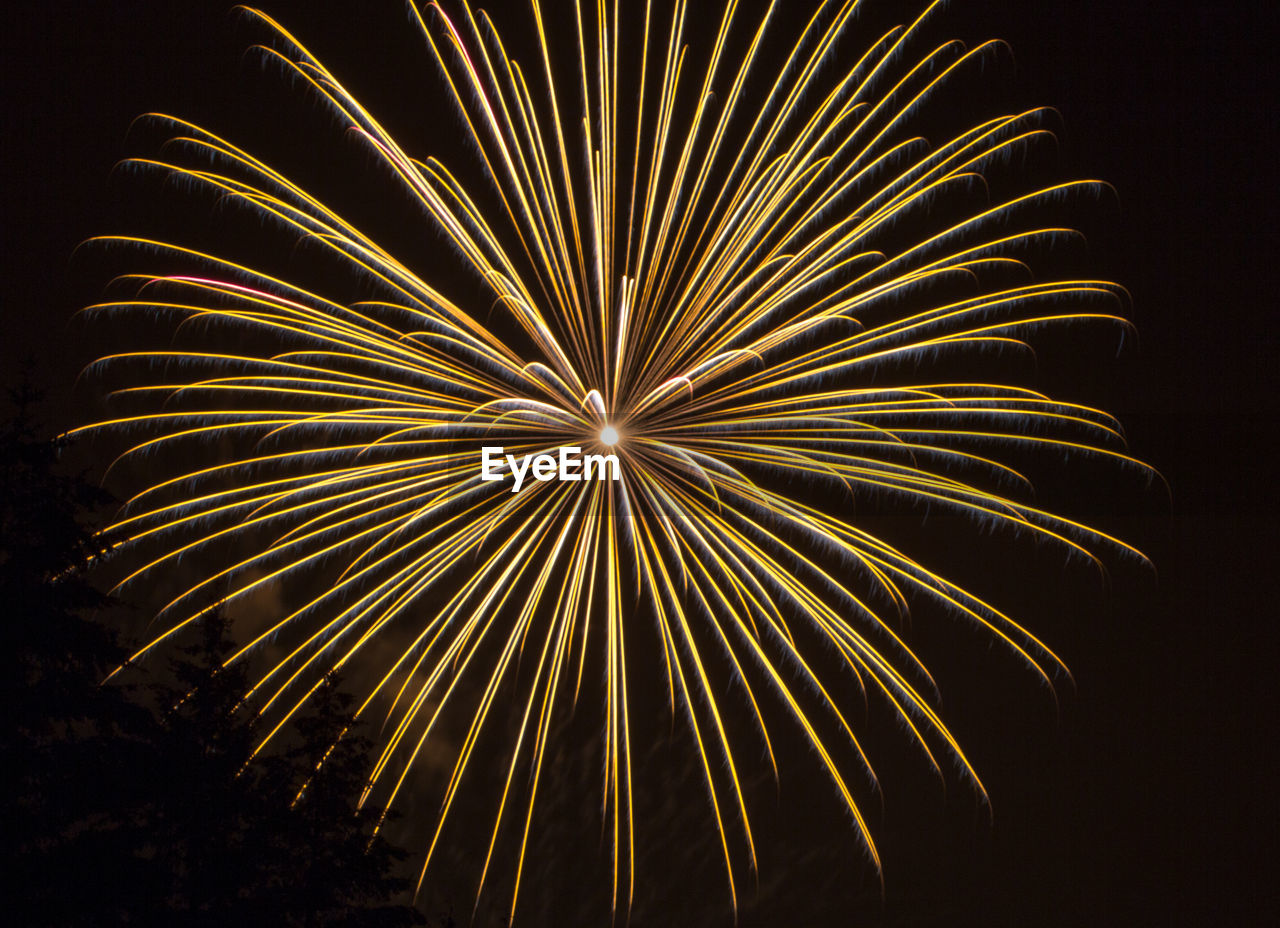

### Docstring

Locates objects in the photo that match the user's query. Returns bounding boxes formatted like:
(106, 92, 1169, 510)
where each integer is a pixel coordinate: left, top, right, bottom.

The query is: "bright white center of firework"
(599, 425, 619, 446)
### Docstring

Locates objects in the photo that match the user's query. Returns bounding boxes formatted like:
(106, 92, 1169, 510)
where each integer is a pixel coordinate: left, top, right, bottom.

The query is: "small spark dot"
(600, 425, 619, 446)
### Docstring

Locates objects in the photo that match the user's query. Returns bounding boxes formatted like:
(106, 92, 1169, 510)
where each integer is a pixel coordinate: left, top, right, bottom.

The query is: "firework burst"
(77, 0, 1149, 918)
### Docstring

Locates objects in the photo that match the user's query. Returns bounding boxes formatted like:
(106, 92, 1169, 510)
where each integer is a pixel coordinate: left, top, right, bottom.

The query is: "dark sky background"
(4, 1, 1275, 925)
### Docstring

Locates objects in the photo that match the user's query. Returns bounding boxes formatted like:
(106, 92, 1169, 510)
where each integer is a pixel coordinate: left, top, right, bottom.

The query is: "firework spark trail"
(75, 0, 1152, 918)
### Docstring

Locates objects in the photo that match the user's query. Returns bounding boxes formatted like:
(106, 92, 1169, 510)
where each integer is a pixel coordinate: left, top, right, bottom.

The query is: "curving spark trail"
(75, 0, 1150, 919)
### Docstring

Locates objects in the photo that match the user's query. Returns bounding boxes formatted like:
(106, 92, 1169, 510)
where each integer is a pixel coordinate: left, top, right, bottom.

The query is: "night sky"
(4, 1, 1274, 924)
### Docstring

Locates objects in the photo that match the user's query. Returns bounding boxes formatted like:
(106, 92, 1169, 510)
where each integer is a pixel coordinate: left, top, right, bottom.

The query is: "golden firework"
(76, 0, 1150, 918)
